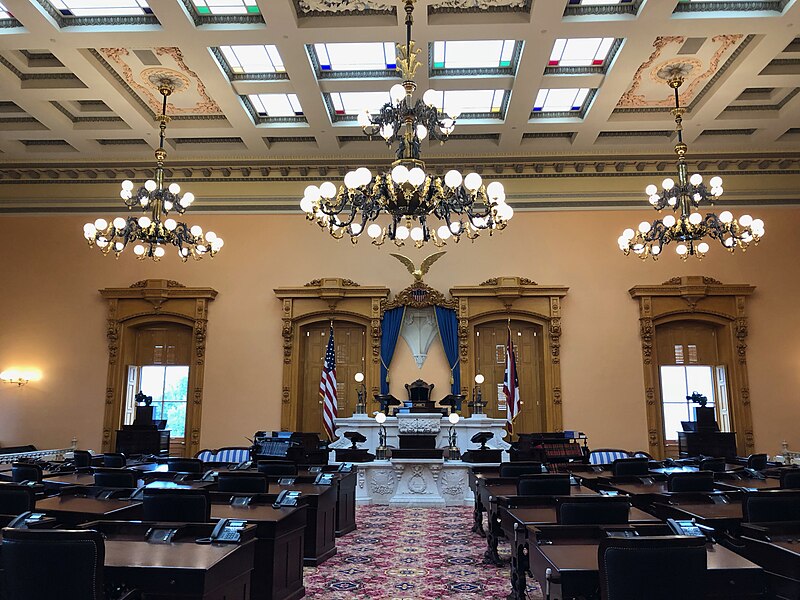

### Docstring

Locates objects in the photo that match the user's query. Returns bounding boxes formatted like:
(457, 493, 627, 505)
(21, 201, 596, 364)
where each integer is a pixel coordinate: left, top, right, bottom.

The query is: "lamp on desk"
(446, 412, 461, 461)
(354, 372, 366, 415)
(0, 369, 41, 387)
(375, 412, 389, 461)
(469, 374, 485, 415)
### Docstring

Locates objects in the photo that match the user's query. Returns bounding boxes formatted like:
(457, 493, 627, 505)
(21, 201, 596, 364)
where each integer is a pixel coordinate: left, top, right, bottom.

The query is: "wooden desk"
(500, 503, 659, 595)
(87, 521, 255, 600)
(211, 501, 306, 600)
(654, 500, 743, 532)
(35, 495, 142, 526)
(314, 469, 356, 537)
(268, 482, 336, 566)
(531, 539, 764, 599)
(679, 431, 737, 459)
(715, 477, 781, 492)
(740, 522, 800, 599)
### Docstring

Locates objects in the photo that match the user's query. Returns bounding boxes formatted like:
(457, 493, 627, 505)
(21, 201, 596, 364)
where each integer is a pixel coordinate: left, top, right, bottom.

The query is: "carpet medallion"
(304, 505, 543, 599)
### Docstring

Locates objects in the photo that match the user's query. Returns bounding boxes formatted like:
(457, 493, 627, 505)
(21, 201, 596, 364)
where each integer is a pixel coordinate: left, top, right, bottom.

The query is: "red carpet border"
(304, 505, 544, 599)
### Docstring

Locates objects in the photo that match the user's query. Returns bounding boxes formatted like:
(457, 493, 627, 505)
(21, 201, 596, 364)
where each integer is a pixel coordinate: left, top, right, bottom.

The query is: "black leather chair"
(102, 453, 126, 468)
(556, 497, 631, 525)
(0, 483, 36, 514)
(1, 528, 139, 599)
(780, 470, 800, 489)
(667, 471, 715, 493)
(611, 457, 650, 477)
(73, 450, 93, 468)
(743, 491, 800, 523)
(93, 468, 138, 489)
(11, 463, 42, 484)
(166, 457, 203, 473)
(698, 457, 726, 473)
(517, 474, 571, 496)
(598, 535, 707, 600)
(499, 462, 543, 478)
(142, 488, 210, 523)
(746, 453, 768, 471)
(217, 472, 268, 494)
(257, 461, 298, 477)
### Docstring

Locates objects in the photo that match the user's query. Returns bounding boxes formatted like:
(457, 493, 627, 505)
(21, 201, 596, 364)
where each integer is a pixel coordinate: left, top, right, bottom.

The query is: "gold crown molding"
(382, 281, 457, 311)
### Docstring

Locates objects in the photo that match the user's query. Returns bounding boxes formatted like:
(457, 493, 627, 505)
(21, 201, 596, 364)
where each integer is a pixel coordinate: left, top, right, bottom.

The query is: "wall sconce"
(0, 369, 41, 386)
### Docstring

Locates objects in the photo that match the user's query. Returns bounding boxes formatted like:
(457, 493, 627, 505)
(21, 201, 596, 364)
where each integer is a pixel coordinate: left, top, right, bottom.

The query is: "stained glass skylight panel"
(533, 88, 591, 112)
(314, 43, 396, 71)
(48, 0, 152, 17)
(0, 2, 13, 18)
(192, 0, 259, 15)
(425, 90, 506, 116)
(567, 0, 632, 4)
(220, 46, 285, 74)
(431, 40, 516, 69)
(248, 94, 303, 117)
(328, 92, 392, 116)
(549, 38, 615, 67)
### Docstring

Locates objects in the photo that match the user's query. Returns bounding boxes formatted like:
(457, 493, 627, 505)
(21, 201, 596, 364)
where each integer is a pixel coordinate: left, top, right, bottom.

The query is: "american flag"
(319, 326, 338, 440)
(503, 326, 520, 435)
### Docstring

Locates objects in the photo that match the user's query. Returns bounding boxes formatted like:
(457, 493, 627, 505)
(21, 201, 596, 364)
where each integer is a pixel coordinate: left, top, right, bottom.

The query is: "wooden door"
(299, 323, 366, 436)
(475, 320, 545, 435)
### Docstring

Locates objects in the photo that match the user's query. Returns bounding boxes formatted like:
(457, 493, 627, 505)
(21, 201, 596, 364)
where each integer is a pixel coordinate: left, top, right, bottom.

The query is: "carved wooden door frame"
(630, 276, 756, 459)
(100, 279, 217, 456)
(450, 277, 569, 432)
(275, 278, 390, 432)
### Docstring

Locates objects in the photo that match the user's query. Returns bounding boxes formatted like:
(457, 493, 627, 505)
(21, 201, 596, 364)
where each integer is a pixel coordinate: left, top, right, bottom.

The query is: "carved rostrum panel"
(450, 277, 568, 432)
(630, 276, 756, 459)
(99, 279, 217, 456)
(274, 278, 389, 431)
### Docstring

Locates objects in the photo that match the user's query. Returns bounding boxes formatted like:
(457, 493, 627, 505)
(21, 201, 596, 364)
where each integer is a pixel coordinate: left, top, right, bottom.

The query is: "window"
(219, 45, 284, 74)
(533, 88, 592, 112)
(191, 0, 259, 15)
(139, 365, 189, 437)
(248, 93, 303, 117)
(313, 42, 396, 71)
(549, 38, 615, 67)
(424, 89, 507, 116)
(47, 0, 152, 17)
(431, 40, 516, 69)
(568, 0, 633, 4)
(328, 91, 392, 116)
(659, 365, 716, 441)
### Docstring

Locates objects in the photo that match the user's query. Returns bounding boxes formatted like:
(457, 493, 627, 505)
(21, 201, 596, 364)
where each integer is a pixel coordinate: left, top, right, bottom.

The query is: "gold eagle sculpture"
(389, 251, 447, 282)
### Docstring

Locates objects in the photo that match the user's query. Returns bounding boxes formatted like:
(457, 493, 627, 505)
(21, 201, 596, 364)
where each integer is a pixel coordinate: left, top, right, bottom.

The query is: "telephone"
(606, 529, 639, 538)
(272, 490, 301, 508)
(201, 470, 218, 482)
(338, 463, 353, 472)
(569, 475, 579, 486)
(7, 512, 46, 529)
(209, 518, 247, 543)
(314, 473, 334, 486)
(709, 493, 730, 505)
(129, 485, 146, 501)
(232, 461, 252, 471)
(667, 518, 707, 538)
(638, 477, 655, 485)
(146, 527, 179, 544)
(745, 468, 766, 480)
(230, 495, 253, 507)
(309, 466, 323, 473)
(278, 477, 297, 486)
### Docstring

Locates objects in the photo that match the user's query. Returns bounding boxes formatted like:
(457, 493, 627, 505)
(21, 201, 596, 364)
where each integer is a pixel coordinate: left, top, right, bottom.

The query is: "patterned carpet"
(304, 505, 543, 599)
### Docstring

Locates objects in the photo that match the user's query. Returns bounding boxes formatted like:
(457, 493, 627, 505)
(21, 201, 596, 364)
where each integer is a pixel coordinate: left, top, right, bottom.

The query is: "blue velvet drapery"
(434, 305, 461, 395)
(380, 306, 405, 394)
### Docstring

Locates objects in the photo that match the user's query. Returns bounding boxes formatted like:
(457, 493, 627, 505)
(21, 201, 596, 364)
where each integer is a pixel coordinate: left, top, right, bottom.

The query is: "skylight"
(220, 45, 285, 74)
(328, 92, 392, 115)
(0, 2, 13, 18)
(549, 38, 615, 67)
(313, 43, 397, 71)
(192, 0, 259, 15)
(533, 88, 591, 112)
(248, 94, 303, 117)
(424, 89, 506, 115)
(568, 0, 632, 4)
(48, 0, 152, 17)
(431, 40, 516, 69)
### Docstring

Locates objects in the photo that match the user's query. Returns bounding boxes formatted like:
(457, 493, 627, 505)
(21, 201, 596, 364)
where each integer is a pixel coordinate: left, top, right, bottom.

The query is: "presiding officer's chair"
(102, 453, 126, 468)
(257, 461, 298, 477)
(517, 474, 571, 496)
(93, 468, 138, 489)
(0, 483, 36, 514)
(499, 462, 543, 478)
(598, 535, 707, 600)
(1, 528, 139, 599)
(142, 488, 210, 523)
(166, 457, 203, 473)
(556, 497, 631, 525)
(11, 463, 42, 484)
(667, 471, 715, 493)
(217, 472, 268, 494)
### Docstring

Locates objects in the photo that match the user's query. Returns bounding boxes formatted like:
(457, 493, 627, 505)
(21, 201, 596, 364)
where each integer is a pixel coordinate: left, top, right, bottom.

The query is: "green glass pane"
(246, 5, 260, 13)
(433, 61, 444, 69)
(500, 60, 511, 67)
(197, 5, 210, 13)
(162, 402, 187, 438)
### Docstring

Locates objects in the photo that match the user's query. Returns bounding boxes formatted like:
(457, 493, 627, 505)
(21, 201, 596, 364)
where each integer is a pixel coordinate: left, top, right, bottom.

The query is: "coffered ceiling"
(3, 0, 800, 211)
